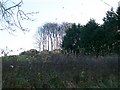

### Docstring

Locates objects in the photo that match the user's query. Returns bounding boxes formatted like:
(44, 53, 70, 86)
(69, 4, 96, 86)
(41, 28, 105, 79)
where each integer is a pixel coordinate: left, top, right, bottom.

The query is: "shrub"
(19, 49, 39, 56)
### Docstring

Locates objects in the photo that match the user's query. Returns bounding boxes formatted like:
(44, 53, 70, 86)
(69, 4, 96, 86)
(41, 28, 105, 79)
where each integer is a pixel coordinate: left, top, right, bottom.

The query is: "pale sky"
(0, 0, 119, 56)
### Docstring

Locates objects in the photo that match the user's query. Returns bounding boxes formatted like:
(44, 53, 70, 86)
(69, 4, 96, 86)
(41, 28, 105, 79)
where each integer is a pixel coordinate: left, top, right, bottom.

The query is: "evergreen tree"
(103, 8, 120, 54)
(62, 7, 120, 56)
(62, 24, 81, 54)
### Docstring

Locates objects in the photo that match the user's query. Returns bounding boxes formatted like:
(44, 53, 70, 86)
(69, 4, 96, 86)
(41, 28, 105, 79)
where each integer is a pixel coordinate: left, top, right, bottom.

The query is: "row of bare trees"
(35, 22, 72, 51)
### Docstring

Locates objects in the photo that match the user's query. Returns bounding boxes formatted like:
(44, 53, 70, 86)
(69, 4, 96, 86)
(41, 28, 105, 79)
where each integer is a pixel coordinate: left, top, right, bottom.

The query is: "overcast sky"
(0, 0, 119, 56)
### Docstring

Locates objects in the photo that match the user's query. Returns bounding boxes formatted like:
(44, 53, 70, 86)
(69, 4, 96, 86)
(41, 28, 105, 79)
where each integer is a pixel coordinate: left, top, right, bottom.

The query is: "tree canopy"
(62, 7, 120, 57)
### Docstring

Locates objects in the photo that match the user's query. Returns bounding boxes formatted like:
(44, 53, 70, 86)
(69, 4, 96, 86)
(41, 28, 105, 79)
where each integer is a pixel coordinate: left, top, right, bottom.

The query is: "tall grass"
(2, 53, 119, 88)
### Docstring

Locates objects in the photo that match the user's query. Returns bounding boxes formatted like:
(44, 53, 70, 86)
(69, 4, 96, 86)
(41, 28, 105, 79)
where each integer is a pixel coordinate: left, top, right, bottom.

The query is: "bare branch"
(100, 0, 113, 8)
(5, 0, 22, 11)
(0, 0, 38, 33)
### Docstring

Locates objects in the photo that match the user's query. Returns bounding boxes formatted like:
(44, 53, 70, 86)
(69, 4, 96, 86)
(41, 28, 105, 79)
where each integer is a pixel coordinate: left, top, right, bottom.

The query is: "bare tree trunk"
(47, 35, 49, 51)
(50, 34, 53, 51)
(38, 42, 41, 52)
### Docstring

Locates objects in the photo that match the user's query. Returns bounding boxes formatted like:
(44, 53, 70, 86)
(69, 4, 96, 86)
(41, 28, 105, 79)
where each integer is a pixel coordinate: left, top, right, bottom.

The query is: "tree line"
(62, 7, 120, 57)
(36, 7, 120, 57)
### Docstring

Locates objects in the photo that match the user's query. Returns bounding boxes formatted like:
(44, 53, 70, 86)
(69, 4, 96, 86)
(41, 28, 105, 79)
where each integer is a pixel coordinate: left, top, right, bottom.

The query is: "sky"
(0, 0, 120, 56)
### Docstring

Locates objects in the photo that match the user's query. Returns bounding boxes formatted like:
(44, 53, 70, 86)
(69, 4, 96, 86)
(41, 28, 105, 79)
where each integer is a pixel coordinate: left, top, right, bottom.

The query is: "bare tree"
(46, 23, 58, 51)
(37, 27, 47, 51)
(43, 23, 51, 51)
(34, 28, 43, 51)
(35, 22, 72, 52)
(0, 0, 38, 33)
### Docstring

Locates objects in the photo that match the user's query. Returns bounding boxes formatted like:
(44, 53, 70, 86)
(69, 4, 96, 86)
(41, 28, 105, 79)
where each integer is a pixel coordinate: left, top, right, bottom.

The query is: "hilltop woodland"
(1, 7, 120, 88)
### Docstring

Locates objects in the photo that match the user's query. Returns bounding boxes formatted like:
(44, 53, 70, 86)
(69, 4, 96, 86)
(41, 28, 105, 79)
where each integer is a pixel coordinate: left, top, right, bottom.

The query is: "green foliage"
(19, 49, 39, 56)
(2, 55, 18, 61)
(62, 23, 82, 54)
(80, 19, 100, 56)
(117, 6, 120, 30)
(15, 77, 30, 88)
(48, 76, 65, 88)
(102, 8, 119, 54)
(62, 7, 120, 56)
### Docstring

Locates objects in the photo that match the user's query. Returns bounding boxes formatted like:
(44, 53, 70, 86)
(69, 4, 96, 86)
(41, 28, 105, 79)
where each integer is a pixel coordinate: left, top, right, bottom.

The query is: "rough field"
(2, 53, 119, 89)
